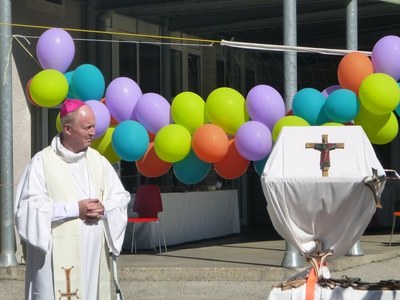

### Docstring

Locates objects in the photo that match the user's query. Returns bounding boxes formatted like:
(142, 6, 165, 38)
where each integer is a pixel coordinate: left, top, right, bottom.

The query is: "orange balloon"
(214, 139, 250, 179)
(337, 52, 374, 94)
(192, 124, 229, 163)
(25, 79, 40, 107)
(148, 131, 156, 142)
(136, 142, 172, 177)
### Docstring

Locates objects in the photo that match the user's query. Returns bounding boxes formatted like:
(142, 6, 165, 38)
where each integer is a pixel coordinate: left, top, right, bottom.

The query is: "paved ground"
(1, 231, 400, 299)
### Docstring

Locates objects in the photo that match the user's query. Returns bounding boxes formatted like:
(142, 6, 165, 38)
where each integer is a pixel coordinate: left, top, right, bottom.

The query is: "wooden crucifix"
(305, 134, 344, 177)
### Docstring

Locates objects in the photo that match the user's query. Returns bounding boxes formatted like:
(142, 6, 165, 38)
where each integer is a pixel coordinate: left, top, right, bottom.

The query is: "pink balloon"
(135, 93, 172, 134)
(36, 28, 75, 73)
(86, 100, 111, 139)
(246, 85, 285, 131)
(105, 77, 142, 123)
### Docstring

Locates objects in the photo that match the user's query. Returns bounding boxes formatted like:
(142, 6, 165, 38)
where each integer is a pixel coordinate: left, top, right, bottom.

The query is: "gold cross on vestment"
(58, 266, 79, 300)
(305, 134, 344, 177)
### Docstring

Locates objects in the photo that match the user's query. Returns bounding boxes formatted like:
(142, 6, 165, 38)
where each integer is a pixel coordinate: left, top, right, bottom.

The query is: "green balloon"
(154, 124, 192, 163)
(359, 73, 400, 115)
(29, 69, 68, 107)
(171, 92, 205, 135)
(91, 127, 121, 164)
(354, 104, 398, 145)
(205, 87, 248, 135)
(322, 122, 345, 126)
(272, 116, 310, 141)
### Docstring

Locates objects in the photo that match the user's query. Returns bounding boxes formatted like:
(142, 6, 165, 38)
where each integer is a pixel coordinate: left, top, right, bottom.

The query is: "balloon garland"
(28, 28, 400, 183)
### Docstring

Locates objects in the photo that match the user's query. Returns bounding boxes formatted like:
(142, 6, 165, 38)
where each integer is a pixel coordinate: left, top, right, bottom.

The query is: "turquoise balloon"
(324, 89, 359, 123)
(254, 156, 269, 176)
(64, 71, 76, 99)
(173, 150, 211, 184)
(70, 64, 105, 100)
(292, 88, 329, 125)
(112, 121, 149, 162)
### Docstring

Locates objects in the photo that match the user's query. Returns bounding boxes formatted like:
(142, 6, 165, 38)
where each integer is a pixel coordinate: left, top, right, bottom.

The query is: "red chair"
(128, 185, 167, 254)
(389, 211, 400, 246)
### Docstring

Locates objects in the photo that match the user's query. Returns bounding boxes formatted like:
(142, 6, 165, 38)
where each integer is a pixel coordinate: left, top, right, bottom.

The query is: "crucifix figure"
(305, 134, 344, 177)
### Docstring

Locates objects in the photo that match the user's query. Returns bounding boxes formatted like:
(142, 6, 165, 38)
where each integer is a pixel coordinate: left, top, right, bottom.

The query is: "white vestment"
(15, 135, 131, 300)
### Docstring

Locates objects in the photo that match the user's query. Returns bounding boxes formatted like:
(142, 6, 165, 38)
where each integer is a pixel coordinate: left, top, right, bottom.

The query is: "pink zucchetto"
(60, 99, 86, 118)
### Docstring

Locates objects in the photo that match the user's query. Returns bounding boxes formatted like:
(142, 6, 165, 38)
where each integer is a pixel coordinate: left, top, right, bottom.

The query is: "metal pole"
(281, 241, 305, 269)
(283, 0, 297, 112)
(0, 0, 18, 267)
(281, 0, 303, 268)
(346, 0, 364, 257)
(346, 0, 358, 51)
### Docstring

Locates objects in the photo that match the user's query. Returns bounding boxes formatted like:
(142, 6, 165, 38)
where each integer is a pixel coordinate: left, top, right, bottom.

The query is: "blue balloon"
(70, 64, 105, 101)
(112, 121, 149, 162)
(324, 89, 359, 123)
(292, 88, 329, 125)
(173, 150, 211, 184)
(253, 155, 269, 176)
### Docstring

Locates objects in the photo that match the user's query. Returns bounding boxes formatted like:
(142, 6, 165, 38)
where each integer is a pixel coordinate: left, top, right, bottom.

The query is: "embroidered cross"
(58, 266, 79, 300)
(305, 134, 344, 177)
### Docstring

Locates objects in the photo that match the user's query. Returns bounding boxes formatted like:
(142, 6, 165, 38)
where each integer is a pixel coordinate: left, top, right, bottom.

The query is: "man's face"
(64, 105, 96, 152)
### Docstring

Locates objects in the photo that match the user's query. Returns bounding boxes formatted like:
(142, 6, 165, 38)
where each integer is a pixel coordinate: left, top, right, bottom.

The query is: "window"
(119, 42, 138, 80)
(171, 49, 182, 97)
(44, 0, 62, 4)
(188, 54, 201, 94)
(216, 60, 226, 87)
(139, 44, 161, 94)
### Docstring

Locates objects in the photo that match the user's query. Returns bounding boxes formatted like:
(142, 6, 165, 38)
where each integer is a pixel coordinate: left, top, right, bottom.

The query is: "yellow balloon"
(272, 116, 310, 141)
(154, 124, 191, 163)
(205, 87, 248, 135)
(359, 73, 400, 115)
(29, 69, 69, 107)
(171, 92, 205, 134)
(354, 104, 398, 145)
(91, 126, 121, 164)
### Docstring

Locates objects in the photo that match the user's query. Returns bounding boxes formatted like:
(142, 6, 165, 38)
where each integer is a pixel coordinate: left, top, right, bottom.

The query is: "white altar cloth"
(261, 126, 385, 260)
(123, 190, 240, 250)
(268, 284, 400, 300)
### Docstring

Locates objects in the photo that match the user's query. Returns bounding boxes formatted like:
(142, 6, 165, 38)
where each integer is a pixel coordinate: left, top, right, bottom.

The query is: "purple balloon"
(321, 84, 341, 98)
(86, 100, 111, 139)
(36, 28, 75, 73)
(246, 85, 286, 131)
(372, 35, 400, 81)
(105, 77, 142, 123)
(135, 93, 172, 134)
(235, 121, 272, 161)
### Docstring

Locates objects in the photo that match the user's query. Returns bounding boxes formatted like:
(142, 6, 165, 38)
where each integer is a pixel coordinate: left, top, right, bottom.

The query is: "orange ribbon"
(305, 266, 317, 300)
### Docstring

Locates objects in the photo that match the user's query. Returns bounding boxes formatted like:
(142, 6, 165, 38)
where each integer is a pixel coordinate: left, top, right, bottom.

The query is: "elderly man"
(15, 99, 130, 300)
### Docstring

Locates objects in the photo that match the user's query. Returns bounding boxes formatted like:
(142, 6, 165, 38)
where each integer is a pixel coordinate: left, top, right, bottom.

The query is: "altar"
(261, 126, 388, 299)
(123, 189, 240, 250)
